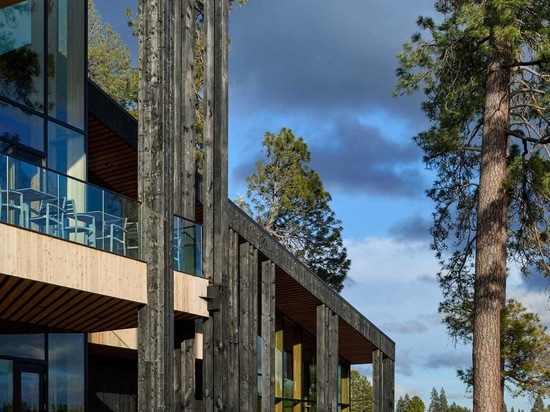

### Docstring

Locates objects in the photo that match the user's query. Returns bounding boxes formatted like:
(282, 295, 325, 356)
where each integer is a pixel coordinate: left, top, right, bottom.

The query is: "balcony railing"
(0, 153, 141, 258)
(174, 215, 202, 277)
(0, 153, 203, 275)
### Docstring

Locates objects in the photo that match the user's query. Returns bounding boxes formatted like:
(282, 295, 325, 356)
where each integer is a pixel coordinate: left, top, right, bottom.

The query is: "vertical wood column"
(261, 260, 276, 412)
(173, 0, 196, 408)
(383, 357, 395, 412)
(239, 242, 258, 410)
(177, 320, 197, 411)
(317, 305, 338, 411)
(202, 0, 229, 409)
(137, 0, 175, 410)
(227, 230, 240, 410)
(173, 0, 196, 220)
(373, 350, 382, 412)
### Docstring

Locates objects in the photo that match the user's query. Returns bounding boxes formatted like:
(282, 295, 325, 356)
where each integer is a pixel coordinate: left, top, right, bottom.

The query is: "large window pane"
(0, 334, 45, 360)
(0, 0, 45, 110)
(0, 102, 44, 152)
(0, 359, 13, 412)
(47, 0, 84, 129)
(48, 334, 85, 412)
(47, 121, 84, 179)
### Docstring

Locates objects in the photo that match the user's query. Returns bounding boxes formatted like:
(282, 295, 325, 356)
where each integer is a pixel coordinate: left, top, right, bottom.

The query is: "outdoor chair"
(65, 199, 96, 247)
(29, 197, 66, 236)
(0, 186, 26, 226)
(97, 217, 128, 255)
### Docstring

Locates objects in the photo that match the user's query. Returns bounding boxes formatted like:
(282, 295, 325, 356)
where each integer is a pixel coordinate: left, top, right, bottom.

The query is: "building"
(0, 0, 395, 411)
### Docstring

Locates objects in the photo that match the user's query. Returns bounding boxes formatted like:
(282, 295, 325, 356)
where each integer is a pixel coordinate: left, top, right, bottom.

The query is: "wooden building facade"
(0, 0, 395, 411)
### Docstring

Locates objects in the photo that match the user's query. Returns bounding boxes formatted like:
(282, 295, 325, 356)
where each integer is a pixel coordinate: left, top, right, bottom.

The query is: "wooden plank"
(137, 0, 176, 409)
(239, 242, 251, 410)
(182, 0, 196, 221)
(373, 349, 383, 412)
(261, 260, 275, 412)
(202, 0, 230, 409)
(227, 230, 240, 410)
(383, 357, 395, 412)
(329, 310, 339, 410)
(249, 246, 259, 409)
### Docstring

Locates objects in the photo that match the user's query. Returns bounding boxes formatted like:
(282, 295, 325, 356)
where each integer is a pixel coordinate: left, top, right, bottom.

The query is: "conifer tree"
(396, 2, 550, 411)
(245, 128, 351, 292)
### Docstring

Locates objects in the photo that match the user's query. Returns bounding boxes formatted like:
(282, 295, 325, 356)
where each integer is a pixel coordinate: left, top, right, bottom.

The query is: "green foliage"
(87, 0, 138, 117)
(350, 370, 373, 412)
(429, 387, 449, 412)
(397, 394, 426, 412)
(244, 128, 350, 292)
(446, 293, 550, 397)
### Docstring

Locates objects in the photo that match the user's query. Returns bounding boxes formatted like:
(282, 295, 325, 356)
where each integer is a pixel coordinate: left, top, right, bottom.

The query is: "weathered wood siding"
(202, 0, 230, 409)
(261, 260, 276, 411)
(317, 304, 339, 411)
(137, 0, 175, 410)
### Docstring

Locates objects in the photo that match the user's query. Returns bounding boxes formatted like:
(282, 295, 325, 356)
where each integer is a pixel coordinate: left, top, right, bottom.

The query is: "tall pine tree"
(396, 2, 550, 411)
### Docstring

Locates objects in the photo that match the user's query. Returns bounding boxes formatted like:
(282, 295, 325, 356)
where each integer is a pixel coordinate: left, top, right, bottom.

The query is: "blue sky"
(94, 0, 549, 409)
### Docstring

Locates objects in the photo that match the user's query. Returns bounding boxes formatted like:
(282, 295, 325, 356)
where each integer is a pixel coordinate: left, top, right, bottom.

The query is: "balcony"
(0, 153, 203, 276)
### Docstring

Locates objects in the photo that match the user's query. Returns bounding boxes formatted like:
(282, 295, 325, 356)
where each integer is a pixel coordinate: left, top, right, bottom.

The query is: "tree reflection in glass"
(0, 0, 44, 110)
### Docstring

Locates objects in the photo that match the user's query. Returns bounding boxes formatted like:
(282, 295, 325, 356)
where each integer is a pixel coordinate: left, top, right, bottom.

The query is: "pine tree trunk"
(472, 47, 510, 412)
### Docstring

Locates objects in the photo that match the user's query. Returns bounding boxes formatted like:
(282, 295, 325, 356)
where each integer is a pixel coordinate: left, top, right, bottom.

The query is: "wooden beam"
(373, 350, 383, 412)
(317, 305, 339, 410)
(201, 0, 229, 409)
(261, 260, 276, 412)
(227, 203, 395, 361)
(227, 230, 240, 410)
(137, 0, 175, 410)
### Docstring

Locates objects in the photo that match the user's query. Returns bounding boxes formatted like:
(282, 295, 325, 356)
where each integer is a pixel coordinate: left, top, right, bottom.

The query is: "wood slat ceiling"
(0, 274, 143, 333)
(88, 114, 138, 200)
(273, 267, 376, 365)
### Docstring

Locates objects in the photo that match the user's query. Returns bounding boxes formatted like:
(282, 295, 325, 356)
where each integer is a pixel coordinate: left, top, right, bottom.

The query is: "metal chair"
(98, 217, 128, 255)
(29, 197, 66, 236)
(65, 199, 96, 246)
(0, 186, 26, 226)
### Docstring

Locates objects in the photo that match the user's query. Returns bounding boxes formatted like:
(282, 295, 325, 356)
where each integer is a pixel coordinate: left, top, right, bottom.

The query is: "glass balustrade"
(0, 152, 141, 258)
(0, 153, 203, 275)
(174, 215, 203, 277)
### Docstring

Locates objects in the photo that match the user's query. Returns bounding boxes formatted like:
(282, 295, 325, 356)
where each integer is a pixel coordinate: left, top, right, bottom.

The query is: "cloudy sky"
(95, 0, 550, 409)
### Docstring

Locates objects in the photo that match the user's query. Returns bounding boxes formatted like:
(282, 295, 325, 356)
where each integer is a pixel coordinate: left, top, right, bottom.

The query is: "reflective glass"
(0, 102, 44, 152)
(47, 121, 84, 179)
(174, 215, 203, 276)
(48, 334, 84, 412)
(20, 371, 39, 412)
(0, 359, 13, 412)
(47, 0, 85, 129)
(0, 0, 45, 110)
(0, 334, 45, 360)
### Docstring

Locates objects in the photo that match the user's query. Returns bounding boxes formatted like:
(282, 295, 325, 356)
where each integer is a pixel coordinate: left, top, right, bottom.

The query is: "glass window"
(47, 0, 85, 129)
(47, 121, 84, 179)
(0, 0, 45, 110)
(0, 359, 13, 411)
(48, 333, 85, 412)
(0, 334, 45, 360)
(0, 102, 44, 153)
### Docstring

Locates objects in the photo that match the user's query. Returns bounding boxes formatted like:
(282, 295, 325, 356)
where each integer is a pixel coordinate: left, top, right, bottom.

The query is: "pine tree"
(350, 370, 373, 412)
(396, 2, 550, 411)
(245, 128, 350, 292)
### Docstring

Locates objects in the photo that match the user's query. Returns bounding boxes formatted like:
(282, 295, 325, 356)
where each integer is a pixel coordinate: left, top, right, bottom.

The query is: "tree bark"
(472, 43, 511, 412)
